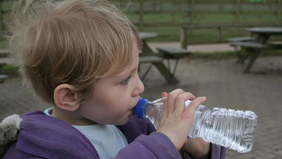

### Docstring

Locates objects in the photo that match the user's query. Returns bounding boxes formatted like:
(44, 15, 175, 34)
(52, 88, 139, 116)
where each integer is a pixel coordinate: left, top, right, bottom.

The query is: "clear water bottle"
(133, 97, 257, 153)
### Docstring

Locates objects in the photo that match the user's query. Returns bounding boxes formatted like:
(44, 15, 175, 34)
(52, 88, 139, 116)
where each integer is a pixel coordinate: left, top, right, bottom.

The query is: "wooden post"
(278, 0, 281, 25)
(217, 27, 222, 43)
(235, 0, 240, 25)
(187, 0, 195, 40)
(235, 0, 241, 36)
(180, 27, 187, 49)
(0, 0, 3, 31)
(191, 0, 195, 25)
(139, 0, 144, 31)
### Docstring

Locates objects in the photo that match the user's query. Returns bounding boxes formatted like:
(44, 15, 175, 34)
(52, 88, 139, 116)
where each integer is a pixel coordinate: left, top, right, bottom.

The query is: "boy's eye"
(121, 76, 131, 85)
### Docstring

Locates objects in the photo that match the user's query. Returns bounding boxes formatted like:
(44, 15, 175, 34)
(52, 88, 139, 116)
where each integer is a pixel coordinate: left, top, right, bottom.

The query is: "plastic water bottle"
(133, 97, 257, 153)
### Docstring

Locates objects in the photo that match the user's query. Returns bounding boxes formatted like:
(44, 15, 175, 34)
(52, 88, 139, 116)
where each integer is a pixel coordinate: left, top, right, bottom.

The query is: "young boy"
(1, 0, 225, 158)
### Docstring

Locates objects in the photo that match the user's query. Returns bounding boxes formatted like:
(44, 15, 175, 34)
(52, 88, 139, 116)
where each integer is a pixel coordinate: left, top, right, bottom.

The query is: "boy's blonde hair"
(8, 0, 141, 103)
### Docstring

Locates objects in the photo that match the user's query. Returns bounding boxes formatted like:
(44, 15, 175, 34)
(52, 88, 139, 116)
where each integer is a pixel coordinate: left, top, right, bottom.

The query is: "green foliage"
(0, 64, 19, 77)
(1, 1, 14, 10)
(0, 40, 8, 48)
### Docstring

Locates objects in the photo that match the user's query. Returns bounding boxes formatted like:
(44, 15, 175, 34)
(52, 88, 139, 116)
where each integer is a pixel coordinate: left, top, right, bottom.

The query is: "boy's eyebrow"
(115, 66, 138, 78)
(129, 67, 138, 74)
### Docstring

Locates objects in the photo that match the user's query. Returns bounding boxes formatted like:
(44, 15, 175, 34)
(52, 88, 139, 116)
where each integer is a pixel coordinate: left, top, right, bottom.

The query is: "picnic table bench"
(0, 52, 9, 58)
(0, 74, 8, 83)
(0, 62, 8, 83)
(226, 37, 255, 43)
(267, 41, 282, 49)
(139, 46, 192, 83)
(138, 32, 192, 83)
(0, 50, 10, 83)
(139, 56, 163, 81)
(156, 47, 192, 75)
(227, 27, 282, 72)
(229, 42, 269, 67)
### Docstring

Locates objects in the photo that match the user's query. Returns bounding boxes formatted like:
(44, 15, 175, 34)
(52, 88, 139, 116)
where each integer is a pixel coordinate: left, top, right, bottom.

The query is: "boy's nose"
(133, 76, 144, 96)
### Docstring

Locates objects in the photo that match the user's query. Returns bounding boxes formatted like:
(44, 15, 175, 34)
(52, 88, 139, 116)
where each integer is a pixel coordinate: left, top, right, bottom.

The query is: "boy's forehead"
(114, 61, 137, 78)
(113, 52, 139, 78)
(114, 69, 130, 78)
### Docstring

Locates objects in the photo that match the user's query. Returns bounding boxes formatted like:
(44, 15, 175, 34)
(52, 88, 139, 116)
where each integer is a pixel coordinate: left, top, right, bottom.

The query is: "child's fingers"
(174, 92, 195, 114)
(161, 92, 169, 117)
(161, 92, 168, 97)
(166, 89, 185, 113)
(183, 96, 207, 118)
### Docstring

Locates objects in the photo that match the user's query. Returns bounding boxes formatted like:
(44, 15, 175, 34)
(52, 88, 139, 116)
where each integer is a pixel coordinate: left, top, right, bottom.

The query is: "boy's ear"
(54, 84, 80, 111)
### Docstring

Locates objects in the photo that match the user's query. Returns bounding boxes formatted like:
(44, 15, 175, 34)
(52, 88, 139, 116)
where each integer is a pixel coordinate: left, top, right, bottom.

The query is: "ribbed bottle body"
(189, 106, 257, 153)
(133, 97, 257, 153)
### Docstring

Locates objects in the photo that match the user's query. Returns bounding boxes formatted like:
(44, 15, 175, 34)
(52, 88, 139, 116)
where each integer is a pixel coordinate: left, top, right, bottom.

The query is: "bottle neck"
(147, 98, 165, 110)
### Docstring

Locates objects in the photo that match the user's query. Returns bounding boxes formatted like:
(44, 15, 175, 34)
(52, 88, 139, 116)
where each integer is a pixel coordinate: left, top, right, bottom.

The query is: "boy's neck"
(52, 107, 98, 126)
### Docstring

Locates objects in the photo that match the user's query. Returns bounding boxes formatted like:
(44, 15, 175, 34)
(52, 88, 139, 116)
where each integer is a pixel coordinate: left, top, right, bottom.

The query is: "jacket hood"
(0, 114, 22, 156)
(1, 111, 99, 158)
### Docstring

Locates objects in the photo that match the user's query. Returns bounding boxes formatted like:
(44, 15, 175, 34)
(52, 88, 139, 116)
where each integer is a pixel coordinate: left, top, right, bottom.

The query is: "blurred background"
(0, 0, 282, 159)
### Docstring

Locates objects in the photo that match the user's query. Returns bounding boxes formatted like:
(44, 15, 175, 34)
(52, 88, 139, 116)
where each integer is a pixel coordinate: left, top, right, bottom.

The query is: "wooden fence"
(1, 0, 281, 44)
(112, 0, 281, 43)
(112, 0, 281, 28)
(180, 23, 274, 49)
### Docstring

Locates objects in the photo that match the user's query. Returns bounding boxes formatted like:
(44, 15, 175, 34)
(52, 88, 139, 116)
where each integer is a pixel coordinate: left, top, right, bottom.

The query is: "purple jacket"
(1, 111, 225, 159)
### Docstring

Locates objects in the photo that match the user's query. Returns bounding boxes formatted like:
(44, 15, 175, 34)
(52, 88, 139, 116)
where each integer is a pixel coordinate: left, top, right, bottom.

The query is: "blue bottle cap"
(133, 98, 148, 119)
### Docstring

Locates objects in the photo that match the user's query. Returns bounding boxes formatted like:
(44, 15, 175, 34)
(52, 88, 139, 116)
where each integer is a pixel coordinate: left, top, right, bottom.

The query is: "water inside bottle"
(145, 101, 163, 128)
(139, 97, 257, 153)
(196, 108, 257, 153)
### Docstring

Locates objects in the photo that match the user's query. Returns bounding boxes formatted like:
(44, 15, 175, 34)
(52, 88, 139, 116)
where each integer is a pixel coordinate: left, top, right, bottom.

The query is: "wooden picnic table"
(138, 32, 157, 55)
(228, 27, 282, 72)
(138, 32, 179, 84)
(247, 27, 282, 43)
(242, 27, 282, 72)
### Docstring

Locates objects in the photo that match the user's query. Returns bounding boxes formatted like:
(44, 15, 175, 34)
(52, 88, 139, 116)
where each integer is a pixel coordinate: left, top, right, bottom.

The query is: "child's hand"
(156, 89, 207, 150)
(183, 138, 211, 159)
